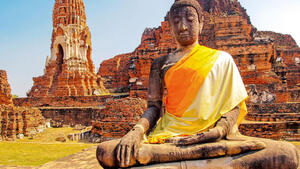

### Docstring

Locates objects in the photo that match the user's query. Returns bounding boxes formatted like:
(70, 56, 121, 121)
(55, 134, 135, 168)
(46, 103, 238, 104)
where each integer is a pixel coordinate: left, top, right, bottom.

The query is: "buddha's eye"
(173, 17, 180, 24)
(187, 16, 194, 21)
(187, 14, 195, 22)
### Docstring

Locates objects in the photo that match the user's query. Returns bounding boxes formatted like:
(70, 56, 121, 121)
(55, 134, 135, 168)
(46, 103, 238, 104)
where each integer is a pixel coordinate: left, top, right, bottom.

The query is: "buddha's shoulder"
(217, 50, 231, 59)
(151, 54, 171, 69)
(217, 51, 235, 64)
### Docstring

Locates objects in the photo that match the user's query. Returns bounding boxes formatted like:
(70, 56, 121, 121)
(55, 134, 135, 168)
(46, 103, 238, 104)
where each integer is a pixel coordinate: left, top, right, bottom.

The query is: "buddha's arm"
(116, 58, 163, 167)
(168, 107, 240, 146)
(138, 57, 164, 133)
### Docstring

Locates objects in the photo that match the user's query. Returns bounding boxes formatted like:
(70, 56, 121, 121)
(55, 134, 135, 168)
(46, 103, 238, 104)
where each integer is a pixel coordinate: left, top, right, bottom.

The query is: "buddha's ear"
(199, 21, 204, 34)
(198, 13, 204, 34)
(168, 21, 175, 37)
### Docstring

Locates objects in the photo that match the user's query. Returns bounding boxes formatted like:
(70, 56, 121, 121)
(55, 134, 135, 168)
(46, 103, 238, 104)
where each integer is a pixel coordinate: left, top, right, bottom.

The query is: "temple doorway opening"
(56, 44, 64, 74)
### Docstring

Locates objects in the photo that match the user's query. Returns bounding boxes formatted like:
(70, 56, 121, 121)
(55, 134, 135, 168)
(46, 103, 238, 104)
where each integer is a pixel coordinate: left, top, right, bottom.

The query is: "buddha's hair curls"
(169, 0, 203, 23)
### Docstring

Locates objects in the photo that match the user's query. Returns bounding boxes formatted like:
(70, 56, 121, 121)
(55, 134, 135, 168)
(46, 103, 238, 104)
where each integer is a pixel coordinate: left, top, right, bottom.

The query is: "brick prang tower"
(28, 0, 107, 97)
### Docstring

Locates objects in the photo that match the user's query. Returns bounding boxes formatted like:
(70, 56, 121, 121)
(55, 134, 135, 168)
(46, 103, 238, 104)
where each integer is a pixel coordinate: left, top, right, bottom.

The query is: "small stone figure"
(96, 0, 299, 168)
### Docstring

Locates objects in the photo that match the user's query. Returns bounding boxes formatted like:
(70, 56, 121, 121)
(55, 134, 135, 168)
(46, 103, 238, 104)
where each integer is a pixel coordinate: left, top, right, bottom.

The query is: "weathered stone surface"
(255, 31, 298, 48)
(40, 107, 104, 127)
(13, 94, 127, 107)
(0, 70, 13, 105)
(91, 98, 146, 140)
(98, 54, 132, 93)
(0, 105, 45, 141)
(0, 70, 45, 141)
(28, 0, 107, 98)
(197, 0, 250, 20)
(239, 103, 300, 141)
(240, 121, 300, 141)
(35, 97, 146, 141)
(276, 48, 300, 103)
(24, 97, 146, 137)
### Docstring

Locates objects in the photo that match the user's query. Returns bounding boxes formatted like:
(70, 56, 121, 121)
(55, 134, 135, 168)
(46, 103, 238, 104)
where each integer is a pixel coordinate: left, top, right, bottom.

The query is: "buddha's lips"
(179, 33, 190, 37)
(179, 34, 191, 40)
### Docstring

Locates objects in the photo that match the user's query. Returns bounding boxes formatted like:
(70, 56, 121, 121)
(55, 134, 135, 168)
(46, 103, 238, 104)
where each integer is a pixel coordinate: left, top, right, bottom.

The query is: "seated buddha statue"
(96, 0, 299, 168)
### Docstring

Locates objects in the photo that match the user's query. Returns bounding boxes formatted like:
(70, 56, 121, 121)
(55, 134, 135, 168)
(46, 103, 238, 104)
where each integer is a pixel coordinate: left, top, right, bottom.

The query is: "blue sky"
(0, 0, 299, 97)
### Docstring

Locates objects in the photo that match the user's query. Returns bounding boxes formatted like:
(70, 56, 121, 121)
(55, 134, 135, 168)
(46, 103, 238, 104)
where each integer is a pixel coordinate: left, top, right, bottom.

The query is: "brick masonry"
(27, 0, 107, 98)
(0, 70, 45, 141)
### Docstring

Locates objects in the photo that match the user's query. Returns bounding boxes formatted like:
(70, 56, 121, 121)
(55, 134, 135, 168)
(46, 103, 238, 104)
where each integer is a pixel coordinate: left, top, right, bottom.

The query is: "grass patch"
(0, 142, 92, 166)
(0, 127, 97, 166)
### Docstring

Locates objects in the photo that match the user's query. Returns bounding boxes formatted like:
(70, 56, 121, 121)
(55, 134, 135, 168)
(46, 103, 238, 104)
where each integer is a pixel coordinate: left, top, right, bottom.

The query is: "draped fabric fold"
(147, 45, 248, 144)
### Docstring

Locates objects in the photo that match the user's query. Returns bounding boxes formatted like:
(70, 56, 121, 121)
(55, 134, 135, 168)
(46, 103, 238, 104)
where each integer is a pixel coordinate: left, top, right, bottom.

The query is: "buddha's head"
(169, 0, 204, 47)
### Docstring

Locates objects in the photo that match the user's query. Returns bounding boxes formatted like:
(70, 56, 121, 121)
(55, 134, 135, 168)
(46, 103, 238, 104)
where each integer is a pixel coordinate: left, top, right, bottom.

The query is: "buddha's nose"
(179, 21, 188, 32)
(181, 24, 188, 31)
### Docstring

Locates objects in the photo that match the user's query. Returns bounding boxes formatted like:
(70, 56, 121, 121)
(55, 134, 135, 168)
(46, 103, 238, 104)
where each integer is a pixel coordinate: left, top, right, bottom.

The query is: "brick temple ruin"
(27, 0, 107, 97)
(12, 0, 145, 140)
(6, 0, 300, 141)
(0, 70, 45, 141)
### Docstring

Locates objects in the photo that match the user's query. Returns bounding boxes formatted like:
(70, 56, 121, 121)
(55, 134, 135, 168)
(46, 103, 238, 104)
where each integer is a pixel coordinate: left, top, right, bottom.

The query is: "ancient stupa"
(28, 0, 107, 97)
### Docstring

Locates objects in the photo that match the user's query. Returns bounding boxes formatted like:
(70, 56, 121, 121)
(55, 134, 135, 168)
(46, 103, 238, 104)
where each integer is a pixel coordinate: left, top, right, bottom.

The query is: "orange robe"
(148, 45, 248, 144)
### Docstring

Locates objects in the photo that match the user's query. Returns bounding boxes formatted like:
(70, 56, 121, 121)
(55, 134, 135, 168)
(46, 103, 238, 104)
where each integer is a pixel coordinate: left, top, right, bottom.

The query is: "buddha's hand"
(116, 127, 144, 168)
(166, 126, 223, 146)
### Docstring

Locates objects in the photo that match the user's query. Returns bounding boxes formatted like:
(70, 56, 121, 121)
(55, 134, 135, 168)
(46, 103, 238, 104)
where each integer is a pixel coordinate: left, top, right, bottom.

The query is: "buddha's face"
(170, 6, 202, 47)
